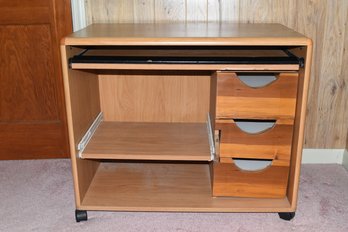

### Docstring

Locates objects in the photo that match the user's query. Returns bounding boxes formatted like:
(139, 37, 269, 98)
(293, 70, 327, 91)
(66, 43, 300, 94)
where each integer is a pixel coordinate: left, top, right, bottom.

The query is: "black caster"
(278, 212, 295, 221)
(75, 210, 88, 222)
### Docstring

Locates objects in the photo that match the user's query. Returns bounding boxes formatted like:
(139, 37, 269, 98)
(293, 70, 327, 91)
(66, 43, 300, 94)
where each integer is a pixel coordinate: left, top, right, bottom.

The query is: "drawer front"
(216, 72, 298, 119)
(213, 161, 289, 198)
(216, 119, 293, 163)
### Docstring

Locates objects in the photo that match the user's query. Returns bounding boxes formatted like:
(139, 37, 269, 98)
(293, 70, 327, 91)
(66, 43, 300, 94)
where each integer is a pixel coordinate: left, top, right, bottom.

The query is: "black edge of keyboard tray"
(69, 49, 301, 65)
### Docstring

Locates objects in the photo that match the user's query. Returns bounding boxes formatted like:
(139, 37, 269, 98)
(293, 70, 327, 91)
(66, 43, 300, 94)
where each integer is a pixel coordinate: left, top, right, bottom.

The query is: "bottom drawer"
(212, 161, 289, 198)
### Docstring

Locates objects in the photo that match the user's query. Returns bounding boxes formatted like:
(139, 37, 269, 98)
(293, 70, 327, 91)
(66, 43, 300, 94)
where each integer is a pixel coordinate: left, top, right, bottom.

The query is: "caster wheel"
(278, 212, 295, 221)
(75, 210, 88, 222)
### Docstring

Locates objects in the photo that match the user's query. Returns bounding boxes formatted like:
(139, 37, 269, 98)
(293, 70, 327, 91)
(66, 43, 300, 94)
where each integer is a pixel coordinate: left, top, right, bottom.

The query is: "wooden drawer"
(216, 72, 298, 119)
(213, 161, 289, 198)
(216, 119, 293, 164)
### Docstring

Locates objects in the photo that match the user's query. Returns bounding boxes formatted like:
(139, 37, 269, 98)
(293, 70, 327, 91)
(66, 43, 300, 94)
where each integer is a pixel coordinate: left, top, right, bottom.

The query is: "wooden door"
(0, 0, 72, 159)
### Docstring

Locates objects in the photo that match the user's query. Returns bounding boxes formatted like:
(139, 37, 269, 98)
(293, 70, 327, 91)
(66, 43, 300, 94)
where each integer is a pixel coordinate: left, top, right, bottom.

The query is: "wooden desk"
(60, 23, 312, 222)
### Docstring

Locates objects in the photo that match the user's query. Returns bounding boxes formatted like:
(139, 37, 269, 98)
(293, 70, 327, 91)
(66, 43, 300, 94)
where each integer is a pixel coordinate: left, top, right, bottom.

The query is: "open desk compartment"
(66, 66, 215, 162)
(80, 160, 291, 211)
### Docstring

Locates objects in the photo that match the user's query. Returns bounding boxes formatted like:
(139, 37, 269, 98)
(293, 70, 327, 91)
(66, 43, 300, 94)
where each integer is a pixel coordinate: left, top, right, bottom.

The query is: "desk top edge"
(62, 23, 312, 46)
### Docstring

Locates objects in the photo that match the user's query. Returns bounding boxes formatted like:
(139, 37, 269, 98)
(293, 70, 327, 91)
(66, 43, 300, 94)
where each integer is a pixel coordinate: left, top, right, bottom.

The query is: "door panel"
(0, 25, 59, 121)
(0, 0, 72, 159)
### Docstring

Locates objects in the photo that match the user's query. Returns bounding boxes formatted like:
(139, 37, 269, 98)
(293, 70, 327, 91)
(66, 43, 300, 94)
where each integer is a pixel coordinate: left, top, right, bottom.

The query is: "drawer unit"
(213, 71, 299, 198)
(216, 72, 299, 119)
(216, 119, 294, 165)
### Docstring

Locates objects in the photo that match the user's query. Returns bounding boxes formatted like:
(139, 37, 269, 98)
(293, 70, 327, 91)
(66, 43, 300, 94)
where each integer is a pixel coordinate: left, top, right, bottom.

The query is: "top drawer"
(216, 72, 298, 119)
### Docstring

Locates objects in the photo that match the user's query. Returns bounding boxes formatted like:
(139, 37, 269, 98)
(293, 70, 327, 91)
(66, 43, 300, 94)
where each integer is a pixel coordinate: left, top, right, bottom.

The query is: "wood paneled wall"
(83, 0, 348, 149)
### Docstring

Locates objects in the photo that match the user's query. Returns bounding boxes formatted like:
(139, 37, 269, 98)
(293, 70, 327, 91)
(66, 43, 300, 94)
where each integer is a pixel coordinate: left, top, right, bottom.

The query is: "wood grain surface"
(213, 162, 289, 198)
(285, 46, 312, 208)
(99, 71, 211, 123)
(216, 72, 298, 119)
(216, 119, 293, 161)
(81, 162, 291, 212)
(61, 24, 309, 211)
(217, 72, 298, 98)
(61, 46, 101, 205)
(0, 0, 72, 159)
(82, 121, 211, 161)
(82, 0, 348, 148)
(63, 23, 309, 46)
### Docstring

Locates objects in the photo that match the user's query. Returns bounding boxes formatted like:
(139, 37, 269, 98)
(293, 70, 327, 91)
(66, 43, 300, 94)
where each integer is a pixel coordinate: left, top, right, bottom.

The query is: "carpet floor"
(0, 160, 347, 232)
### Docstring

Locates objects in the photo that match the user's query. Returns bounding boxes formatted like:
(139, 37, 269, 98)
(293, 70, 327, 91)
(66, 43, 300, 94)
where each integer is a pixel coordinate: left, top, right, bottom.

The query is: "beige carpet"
(0, 159, 347, 232)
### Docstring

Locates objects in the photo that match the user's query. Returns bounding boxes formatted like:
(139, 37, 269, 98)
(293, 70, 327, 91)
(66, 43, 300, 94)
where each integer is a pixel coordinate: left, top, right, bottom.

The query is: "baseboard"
(343, 149, 348, 170)
(302, 149, 345, 164)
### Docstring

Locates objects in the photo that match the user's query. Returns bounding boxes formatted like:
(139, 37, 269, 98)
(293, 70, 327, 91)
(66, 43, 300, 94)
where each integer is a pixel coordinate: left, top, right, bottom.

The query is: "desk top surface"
(62, 23, 311, 46)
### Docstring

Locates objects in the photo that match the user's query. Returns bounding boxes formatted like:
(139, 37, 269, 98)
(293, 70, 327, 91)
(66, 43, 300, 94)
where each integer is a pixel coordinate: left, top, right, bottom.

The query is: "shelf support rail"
(207, 113, 216, 161)
(77, 112, 104, 158)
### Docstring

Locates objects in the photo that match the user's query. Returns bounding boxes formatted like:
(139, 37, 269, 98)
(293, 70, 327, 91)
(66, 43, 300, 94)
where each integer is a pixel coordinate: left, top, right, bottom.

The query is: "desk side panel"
(287, 43, 313, 210)
(61, 46, 100, 206)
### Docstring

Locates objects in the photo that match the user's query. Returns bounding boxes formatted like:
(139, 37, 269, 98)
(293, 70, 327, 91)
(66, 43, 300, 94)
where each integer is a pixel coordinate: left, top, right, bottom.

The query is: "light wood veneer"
(216, 119, 294, 162)
(63, 23, 311, 46)
(61, 23, 312, 214)
(216, 72, 299, 119)
(81, 162, 291, 212)
(82, 122, 211, 161)
(213, 162, 289, 198)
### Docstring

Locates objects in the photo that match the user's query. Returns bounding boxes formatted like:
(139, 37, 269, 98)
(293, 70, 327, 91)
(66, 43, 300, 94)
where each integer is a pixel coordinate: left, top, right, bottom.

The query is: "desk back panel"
(99, 71, 212, 123)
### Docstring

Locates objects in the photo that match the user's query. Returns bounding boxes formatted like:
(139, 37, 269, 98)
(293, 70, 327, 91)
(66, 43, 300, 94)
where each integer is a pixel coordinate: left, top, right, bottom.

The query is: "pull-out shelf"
(69, 46, 302, 71)
(79, 121, 212, 161)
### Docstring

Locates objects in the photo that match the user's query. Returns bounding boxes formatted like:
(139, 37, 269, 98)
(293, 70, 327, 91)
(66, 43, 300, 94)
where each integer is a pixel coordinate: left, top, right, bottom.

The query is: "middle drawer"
(216, 71, 298, 119)
(215, 119, 294, 164)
